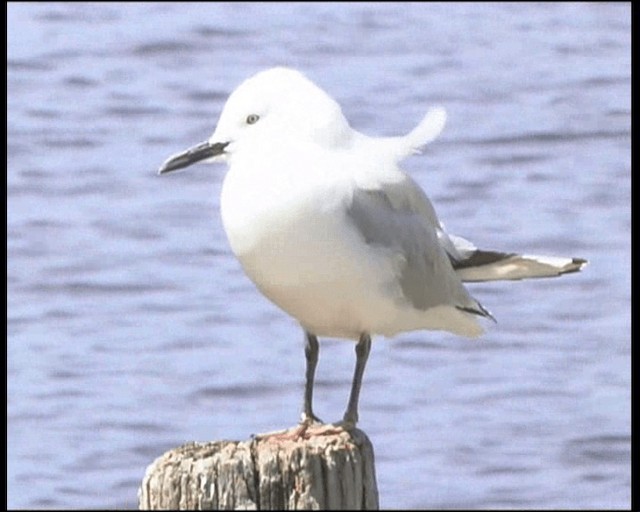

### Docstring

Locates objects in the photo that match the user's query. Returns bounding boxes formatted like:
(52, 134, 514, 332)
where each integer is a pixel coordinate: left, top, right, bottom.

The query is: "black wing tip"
(456, 304, 497, 324)
(557, 257, 589, 276)
(450, 250, 516, 271)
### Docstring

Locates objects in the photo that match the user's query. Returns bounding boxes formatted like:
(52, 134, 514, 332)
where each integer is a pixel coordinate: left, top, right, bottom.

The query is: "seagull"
(158, 67, 587, 431)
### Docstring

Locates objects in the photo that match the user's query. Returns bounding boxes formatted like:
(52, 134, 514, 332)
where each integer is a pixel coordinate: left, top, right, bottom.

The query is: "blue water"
(7, 3, 630, 509)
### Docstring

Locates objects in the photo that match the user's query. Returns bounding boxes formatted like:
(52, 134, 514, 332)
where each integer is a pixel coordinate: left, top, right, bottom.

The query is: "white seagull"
(158, 67, 587, 431)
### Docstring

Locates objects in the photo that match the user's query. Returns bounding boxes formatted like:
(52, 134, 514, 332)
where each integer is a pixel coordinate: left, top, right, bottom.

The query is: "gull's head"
(158, 67, 351, 174)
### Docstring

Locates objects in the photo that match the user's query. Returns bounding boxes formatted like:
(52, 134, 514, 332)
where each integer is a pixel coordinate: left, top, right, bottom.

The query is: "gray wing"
(346, 178, 492, 319)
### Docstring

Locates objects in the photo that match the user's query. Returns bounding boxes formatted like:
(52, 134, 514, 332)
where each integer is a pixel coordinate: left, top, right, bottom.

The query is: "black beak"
(158, 141, 229, 175)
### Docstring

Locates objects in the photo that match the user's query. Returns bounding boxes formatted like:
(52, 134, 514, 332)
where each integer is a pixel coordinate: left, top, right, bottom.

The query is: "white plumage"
(158, 67, 587, 427)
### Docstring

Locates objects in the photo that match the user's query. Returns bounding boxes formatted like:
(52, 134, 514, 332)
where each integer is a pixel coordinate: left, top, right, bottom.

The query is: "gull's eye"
(246, 114, 260, 125)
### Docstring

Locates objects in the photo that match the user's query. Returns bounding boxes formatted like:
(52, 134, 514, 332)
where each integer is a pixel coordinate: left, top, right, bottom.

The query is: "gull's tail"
(442, 233, 588, 282)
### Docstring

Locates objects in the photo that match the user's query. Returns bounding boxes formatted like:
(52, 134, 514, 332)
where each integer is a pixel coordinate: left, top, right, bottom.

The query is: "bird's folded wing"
(346, 181, 490, 318)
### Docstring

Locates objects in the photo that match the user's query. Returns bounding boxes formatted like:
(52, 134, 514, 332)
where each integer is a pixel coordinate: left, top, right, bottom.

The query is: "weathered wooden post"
(138, 425, 378, 510)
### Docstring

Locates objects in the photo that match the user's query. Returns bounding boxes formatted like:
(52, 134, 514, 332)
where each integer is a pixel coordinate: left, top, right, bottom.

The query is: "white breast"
(219, 153, 403, 337)
(218, 144, 483, 339)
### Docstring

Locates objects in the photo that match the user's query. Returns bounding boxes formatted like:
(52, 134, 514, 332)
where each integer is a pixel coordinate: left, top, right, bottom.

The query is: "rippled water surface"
(7, 3, 630, 509)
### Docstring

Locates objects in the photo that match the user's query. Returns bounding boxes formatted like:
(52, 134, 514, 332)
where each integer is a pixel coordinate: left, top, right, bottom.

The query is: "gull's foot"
(252, 427, 292, 441)
(300, 411, 323, 425)
(253, 414, 322, 442)
(334, 417, 357, 431)
(301, 421, 351, 437)
(255, 423, 318, 442)
(253, 418, 355, 442)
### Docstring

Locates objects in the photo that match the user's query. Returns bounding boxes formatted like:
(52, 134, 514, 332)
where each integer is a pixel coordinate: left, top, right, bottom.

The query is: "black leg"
(301, 331, 321, 424)
(342, 333, 372, 426)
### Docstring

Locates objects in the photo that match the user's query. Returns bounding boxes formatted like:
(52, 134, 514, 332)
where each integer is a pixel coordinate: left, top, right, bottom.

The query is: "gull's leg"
(256, 331, 322, 441)
(258, 332, 371, 441)
(342, 333, 372, 427)
(301, 330, 322, 424)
